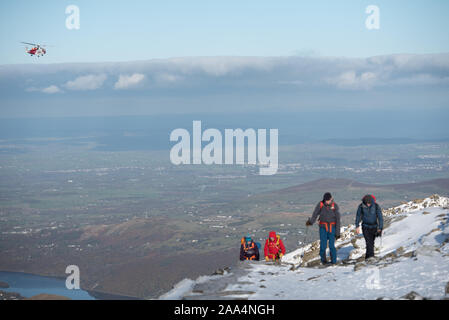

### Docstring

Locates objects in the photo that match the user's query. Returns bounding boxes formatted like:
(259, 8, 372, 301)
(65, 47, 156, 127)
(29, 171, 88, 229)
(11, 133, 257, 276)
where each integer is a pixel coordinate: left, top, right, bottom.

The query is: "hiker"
(239, 234, 260, 261)
(306, 192, 341, 265)
(355, 194, 383, 260)
(264, 231, 286, 262)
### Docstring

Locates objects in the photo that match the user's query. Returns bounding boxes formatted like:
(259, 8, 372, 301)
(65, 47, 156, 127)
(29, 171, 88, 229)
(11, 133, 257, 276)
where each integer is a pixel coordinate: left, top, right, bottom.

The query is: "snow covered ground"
(160, 195, 449, 300)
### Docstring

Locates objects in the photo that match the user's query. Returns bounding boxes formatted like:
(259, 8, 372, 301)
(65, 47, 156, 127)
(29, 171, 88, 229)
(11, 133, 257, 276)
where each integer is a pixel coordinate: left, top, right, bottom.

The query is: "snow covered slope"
(160, 195, 449, 300)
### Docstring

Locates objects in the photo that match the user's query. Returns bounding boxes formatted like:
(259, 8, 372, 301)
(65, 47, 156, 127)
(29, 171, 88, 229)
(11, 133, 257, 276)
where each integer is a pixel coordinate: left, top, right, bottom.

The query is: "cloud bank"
(1, 53, 448, 116)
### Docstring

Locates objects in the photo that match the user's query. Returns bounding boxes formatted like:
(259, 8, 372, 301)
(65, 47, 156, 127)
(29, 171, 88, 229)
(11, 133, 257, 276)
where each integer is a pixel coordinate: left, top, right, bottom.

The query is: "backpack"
(319, 201, 336, 211)
(241, 237, 256, 251)
(360, 195, 380, 220)
(267, 235, 281, 247)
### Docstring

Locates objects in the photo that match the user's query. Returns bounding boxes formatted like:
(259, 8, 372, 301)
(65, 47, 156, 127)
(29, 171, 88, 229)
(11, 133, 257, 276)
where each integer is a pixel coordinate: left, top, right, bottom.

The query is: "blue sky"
(1, 0, 449, 64)
(0, 1, 448, 120)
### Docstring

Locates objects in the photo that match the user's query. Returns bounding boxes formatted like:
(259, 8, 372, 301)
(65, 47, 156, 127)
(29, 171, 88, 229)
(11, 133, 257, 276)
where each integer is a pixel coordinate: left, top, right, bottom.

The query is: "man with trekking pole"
(355, 194, 384, 261)
(306, 192, 341, 265)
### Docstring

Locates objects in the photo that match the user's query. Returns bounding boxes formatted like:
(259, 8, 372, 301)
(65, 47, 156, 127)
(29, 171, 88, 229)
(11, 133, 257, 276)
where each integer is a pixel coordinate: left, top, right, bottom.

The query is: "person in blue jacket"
(355, 195, 383, 260)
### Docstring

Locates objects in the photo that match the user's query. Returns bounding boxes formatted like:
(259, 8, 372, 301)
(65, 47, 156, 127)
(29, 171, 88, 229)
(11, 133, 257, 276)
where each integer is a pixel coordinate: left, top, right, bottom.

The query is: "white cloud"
(26, 85, 62, 94)
(41, 85, 62, 94)
(114, 73, 145, 89)
(65, 74, 107, 91)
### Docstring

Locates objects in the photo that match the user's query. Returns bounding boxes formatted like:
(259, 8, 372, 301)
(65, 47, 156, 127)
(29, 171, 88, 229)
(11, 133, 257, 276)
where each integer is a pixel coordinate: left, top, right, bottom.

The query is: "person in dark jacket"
(306, 192, 341, 265)
(355, 195, 383, 260)
(240, 235, 260, 261)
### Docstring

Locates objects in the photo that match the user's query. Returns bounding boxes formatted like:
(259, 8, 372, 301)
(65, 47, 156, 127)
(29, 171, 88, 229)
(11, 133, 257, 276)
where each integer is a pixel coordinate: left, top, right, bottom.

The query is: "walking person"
(306, 192, 341, 265)
(355, 195, 383, 261)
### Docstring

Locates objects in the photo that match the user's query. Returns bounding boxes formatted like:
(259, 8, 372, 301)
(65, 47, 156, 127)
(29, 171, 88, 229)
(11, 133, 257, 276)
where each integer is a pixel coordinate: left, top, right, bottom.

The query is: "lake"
(0, 271, 95, 300)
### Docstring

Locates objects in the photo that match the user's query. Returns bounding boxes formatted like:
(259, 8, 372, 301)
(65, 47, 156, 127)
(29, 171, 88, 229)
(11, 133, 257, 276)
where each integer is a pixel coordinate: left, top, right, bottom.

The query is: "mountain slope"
(160, 195, 449, 300)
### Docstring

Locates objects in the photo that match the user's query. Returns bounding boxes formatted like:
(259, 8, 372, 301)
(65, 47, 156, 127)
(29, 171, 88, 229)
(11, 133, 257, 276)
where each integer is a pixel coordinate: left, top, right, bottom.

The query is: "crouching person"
(240, 234, 260, 261)
(264, 231, 286, 263)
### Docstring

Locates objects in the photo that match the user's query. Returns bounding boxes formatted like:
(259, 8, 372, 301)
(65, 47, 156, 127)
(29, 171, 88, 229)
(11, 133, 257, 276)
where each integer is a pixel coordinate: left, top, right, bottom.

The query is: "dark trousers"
(362, 226, 377, 259)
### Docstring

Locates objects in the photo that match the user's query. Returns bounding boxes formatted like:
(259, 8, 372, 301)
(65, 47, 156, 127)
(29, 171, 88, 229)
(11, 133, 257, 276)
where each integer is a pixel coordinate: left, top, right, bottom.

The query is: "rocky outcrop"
(0, 290, 24, 300)
(383, 194, 449, 217)
(400, 291, 428, 300)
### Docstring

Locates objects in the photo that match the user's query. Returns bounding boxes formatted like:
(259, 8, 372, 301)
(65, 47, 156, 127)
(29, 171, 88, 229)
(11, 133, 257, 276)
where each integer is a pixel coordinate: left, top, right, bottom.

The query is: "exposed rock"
(402, 250, 416, 258)
(305, 259, 322, 268)
(425, 228, 441, 236)
(299, 241, 320, 266)
(212, 266, 232, 275)
(351, 238, 360, 249)
(347, 248, 364, 261)
(192, 289, 204, 294)
(422, 211, 431, 215)
(212, 268, 225, 275)
(354, 262, 365, 272)
(0, 290, 24, 300)
(383, 251, 397, 259)
(400, 291, 426, 300)
(445, 282, 449, 295)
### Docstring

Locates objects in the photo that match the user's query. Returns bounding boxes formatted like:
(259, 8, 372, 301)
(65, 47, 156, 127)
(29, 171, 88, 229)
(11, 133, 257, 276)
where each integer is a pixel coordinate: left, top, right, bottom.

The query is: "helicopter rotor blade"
(21, 42, 38, 46)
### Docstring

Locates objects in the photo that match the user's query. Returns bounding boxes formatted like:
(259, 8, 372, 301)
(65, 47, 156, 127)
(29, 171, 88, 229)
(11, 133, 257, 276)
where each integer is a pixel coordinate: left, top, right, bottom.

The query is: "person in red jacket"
(264, 231, 286, 262)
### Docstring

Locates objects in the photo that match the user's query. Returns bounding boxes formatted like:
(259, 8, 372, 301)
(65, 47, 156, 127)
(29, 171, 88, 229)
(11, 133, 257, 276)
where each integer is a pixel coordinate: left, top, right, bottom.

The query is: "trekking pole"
(303, 226, 309, 246)
(380, 233, 383, 250)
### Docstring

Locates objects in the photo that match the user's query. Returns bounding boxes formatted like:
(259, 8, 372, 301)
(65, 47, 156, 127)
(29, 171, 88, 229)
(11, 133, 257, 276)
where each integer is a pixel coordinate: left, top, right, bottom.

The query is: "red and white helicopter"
(21, 42, 48, 57)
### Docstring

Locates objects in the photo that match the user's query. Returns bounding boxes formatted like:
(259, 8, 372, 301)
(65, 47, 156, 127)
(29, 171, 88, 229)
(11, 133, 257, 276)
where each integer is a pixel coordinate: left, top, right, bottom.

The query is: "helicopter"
(21, 42, 48, 57)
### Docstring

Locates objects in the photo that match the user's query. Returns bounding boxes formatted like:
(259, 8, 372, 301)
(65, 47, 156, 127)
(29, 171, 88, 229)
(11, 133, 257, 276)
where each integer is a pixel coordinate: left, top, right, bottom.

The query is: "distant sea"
(0, 111, 448, 151)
